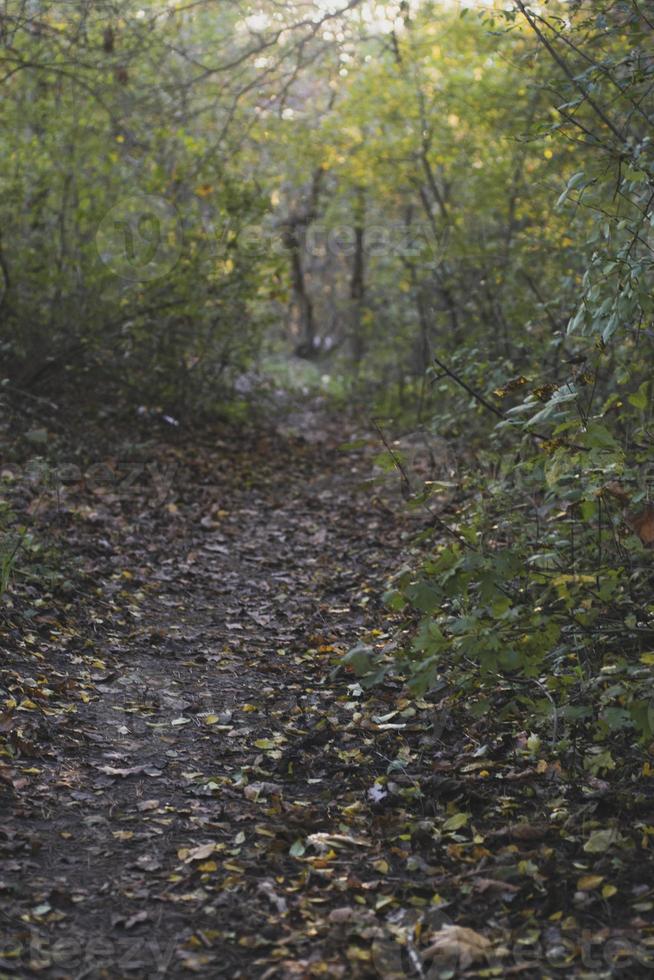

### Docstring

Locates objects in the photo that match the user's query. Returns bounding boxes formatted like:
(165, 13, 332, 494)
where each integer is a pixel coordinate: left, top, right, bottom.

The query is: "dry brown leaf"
(603, 481, 630, 504)
(307, 832, 371, 851)
(600, 485, 654, 546)
(626, 503, 654, 547)
(185, 843, 217, 863)
(490, 823, 549, 841)
(423, 924, 491, 968)
(473, 877, 519, 894)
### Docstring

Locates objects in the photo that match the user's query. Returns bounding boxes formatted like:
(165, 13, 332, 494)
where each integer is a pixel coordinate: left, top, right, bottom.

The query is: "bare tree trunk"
(286, 228, 316, 355)
(283, 167, 324, 357)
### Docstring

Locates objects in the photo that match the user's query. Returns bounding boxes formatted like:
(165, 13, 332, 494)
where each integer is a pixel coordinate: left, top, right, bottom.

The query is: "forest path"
(3, 408, 652, 979)
(1, 410, 427, 978)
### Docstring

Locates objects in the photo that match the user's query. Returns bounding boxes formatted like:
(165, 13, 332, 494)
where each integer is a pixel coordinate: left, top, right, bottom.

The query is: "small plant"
(0, 502, 25, 600)
(346, 373, 654, 755)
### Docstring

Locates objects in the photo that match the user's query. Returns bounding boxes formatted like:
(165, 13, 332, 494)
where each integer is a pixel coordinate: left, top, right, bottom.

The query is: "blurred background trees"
(0, 0, 610, 414)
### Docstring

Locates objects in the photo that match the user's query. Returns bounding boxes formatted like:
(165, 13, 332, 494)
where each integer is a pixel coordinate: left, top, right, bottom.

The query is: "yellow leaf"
(577, 874, 604, 891)
(347, 946, 371, 962)
(203, 715, 219, 725)
(376, 895, 395, 910)
(602, 884, 617, 898)
(197, 860, 218, 872)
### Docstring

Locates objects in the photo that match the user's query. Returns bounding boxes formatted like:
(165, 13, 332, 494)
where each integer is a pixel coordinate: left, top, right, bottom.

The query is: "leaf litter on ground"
(1, 406, 653, 977)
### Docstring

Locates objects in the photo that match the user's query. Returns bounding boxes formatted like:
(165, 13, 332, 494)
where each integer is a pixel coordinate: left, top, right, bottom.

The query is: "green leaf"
(342, 643, 374, 675)
(26, 428, 48, 445)
(442, 812, 469, 831)
(583, 829, 618, 853)
(628, 382, 649, 411)
(556, 170, 586, 207)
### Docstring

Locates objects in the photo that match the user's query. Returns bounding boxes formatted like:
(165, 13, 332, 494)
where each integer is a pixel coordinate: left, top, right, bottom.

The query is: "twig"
(370, 417, 470, 548)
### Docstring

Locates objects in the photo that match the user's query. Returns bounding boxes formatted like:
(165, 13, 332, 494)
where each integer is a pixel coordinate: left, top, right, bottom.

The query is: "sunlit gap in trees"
(240, 0, 499, 40)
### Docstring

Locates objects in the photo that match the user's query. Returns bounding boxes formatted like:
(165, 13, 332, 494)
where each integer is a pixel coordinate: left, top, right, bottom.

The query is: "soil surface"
(1, 406, 653, 978)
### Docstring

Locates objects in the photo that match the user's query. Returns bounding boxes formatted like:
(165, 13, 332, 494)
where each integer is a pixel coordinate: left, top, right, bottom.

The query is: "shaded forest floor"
(1, 402, 653, 978)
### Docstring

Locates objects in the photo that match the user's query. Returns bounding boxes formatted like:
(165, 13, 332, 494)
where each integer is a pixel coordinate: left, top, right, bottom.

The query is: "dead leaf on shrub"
(603, 485, 654, 547)
(626, 503, 654, 547)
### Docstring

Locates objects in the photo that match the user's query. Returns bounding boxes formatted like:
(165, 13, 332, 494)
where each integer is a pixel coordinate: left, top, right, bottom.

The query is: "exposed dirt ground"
(1, 405, 653, 978)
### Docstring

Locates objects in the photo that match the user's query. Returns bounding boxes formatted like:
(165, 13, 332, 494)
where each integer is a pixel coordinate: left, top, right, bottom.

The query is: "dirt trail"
(3, 412, 653, 979)
(1, 416, 421, 978)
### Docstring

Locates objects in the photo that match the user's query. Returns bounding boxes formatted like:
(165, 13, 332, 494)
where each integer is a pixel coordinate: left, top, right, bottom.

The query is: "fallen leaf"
(473, 877, 519, 894)
(577, 874, 604, 891)
(307, 833, 371, 851)
(97, 765, 147, 778)
(584, 829, 618, 853)
(137, 799, 160, 813)
(185, 843, 218, 863)
(442, 812, 469, 831)
(124, 911, 149, 930)
(423, 925, 491, 968)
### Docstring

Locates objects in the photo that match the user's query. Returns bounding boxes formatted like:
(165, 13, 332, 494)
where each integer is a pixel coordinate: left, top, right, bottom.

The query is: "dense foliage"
(341, 0, 654, 762)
